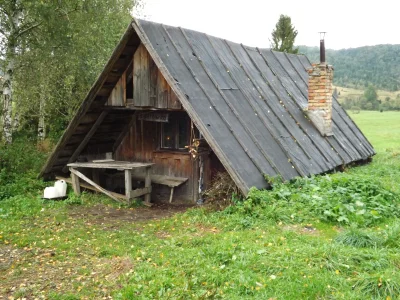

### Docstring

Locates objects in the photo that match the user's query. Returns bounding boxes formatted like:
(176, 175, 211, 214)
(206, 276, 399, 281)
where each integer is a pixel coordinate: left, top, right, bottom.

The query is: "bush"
(0, 137, 48, 200)
(244, 173, 400, 226)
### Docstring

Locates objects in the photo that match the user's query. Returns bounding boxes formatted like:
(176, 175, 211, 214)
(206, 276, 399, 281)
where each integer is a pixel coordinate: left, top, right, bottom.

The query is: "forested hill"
(298, 45, 400, 91)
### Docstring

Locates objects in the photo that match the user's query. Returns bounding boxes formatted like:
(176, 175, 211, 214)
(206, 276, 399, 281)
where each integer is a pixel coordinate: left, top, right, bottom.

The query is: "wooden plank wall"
(106, 72, 126, 106)
(129, 44, 181, 109)
(105, 43, 181, 109)
(115, 118, 194, 201)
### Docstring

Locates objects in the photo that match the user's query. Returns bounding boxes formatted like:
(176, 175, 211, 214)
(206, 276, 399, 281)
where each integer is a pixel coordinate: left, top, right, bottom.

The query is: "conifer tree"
(271, 15, 299, 54)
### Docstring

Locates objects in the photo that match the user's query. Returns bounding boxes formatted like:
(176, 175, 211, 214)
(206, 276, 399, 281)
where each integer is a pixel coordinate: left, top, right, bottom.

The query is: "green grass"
(1, 112, 400, 299)
(348, 110, 400, 152)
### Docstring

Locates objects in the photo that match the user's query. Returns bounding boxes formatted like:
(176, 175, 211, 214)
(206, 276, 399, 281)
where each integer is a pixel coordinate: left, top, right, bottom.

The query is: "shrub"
(0, 137, 48, 200)
(245, 173, 400, 226)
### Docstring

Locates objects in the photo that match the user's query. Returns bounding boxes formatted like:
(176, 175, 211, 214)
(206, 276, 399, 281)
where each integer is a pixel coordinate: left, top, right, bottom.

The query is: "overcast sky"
(137, 0, 400, 50)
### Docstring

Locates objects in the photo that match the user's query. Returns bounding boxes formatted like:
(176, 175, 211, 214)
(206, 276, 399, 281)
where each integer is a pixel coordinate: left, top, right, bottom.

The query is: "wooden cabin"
(40, 19, 375, 205)
(104, 43, 225, 202)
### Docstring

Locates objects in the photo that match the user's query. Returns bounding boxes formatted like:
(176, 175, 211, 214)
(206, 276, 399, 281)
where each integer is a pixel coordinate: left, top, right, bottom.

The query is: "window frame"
(160, 114, 190, 151)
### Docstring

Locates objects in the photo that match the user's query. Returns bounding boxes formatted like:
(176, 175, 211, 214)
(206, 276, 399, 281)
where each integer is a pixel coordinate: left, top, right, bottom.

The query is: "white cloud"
(138, 0, 400, 49)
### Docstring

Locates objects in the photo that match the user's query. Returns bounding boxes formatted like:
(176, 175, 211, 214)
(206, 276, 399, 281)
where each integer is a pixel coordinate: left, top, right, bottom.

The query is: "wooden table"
(67, 161, 154, 205)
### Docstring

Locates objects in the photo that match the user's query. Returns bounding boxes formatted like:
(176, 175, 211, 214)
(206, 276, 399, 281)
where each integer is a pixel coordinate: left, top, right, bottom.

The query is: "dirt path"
(68, 202, 194, 224)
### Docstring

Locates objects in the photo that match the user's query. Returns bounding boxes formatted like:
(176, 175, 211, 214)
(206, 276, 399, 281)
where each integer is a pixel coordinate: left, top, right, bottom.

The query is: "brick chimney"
(305, 38, 334, 136)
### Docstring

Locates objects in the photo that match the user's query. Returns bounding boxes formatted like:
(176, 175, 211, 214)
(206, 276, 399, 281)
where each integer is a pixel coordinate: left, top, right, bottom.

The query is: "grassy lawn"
(1, 111, 400, 299)
(348, 110, 400, 152)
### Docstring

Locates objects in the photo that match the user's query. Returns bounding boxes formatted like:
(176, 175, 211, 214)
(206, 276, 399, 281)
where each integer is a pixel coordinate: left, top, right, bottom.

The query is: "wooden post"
(169, 187, 174, 203)
(69, 167, 81, 195)
(92, 169, 100, 185)
(144, 166, 151, 204)
(125, 169, 132, 204)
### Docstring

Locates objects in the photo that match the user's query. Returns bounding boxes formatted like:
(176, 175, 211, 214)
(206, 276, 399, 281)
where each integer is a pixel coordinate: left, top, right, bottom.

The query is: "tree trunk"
(12, 108, 20, 132)
(38, 94, 46, 141)
(2, 58, 14, 144)
(1, 1, 22, 144)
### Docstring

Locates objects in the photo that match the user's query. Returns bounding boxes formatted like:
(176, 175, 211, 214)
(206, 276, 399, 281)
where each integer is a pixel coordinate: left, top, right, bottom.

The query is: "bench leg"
(125, 169, 132, 204)
(144, 167, 151, 205)
(169, 187, 174, 203)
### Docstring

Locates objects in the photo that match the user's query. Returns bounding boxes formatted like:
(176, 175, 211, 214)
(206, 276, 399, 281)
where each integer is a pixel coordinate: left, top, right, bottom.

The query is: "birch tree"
(0, 0, 23, 143)
(1, 0, 137, 143)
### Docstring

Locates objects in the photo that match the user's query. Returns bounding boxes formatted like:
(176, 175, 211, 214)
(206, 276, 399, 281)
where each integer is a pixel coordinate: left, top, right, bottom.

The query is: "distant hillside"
(298, 44, 400, 91)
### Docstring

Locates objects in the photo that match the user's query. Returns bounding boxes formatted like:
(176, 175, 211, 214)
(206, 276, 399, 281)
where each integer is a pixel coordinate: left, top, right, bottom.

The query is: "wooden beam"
(70, 169, 81, 195)
(63, 111, 109, 172)
(125, 169, 132, 203)
(106, 106, 183, 112)
(130, 187, 152, 198)
(144, 166, 151, 204)
(56, 176, 126, 201)
(69, 168, 125, 204)
(169, 187, 174, 203)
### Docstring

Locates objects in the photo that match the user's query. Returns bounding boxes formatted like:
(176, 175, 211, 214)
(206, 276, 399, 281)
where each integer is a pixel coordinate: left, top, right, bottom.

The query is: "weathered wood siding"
(129, 43, 181, 109)
(106, 72, 126, 106)
(115, 117, 194, 201)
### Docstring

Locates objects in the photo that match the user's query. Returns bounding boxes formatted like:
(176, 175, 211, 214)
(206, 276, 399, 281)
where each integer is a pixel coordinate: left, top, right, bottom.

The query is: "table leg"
(92, 169, 100, 184)
(125, 169, 132, 204)
(144, 166, 151, 205)
(70, 167, 81, 195)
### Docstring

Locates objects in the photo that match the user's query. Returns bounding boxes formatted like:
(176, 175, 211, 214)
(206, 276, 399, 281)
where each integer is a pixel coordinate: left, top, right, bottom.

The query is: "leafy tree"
(361, 85, 380, 110)
(1, 0, 137, 143)
(270, 15, 298, 54)
(364, 85, 378, 102)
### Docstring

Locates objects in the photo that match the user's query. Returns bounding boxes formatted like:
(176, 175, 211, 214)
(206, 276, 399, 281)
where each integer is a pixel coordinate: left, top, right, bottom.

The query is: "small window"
(161, 114, 189, 150)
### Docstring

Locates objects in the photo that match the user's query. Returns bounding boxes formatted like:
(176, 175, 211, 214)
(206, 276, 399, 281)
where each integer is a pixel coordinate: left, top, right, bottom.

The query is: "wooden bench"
(130, 173, 188, 203)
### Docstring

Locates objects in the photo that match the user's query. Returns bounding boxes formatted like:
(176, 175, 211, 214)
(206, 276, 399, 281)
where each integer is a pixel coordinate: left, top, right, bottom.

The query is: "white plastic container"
(44, 186, 59, 199)
(54, 180, 67, 197)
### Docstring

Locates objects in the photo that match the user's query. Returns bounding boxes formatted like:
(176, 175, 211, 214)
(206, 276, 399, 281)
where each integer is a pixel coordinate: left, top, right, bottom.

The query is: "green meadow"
(349, 110, 400, 152)
(1, 110, 400, 299)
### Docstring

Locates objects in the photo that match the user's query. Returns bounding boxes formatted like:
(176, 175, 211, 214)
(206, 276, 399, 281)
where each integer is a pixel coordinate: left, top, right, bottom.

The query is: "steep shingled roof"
(40, 19, 375, 194)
